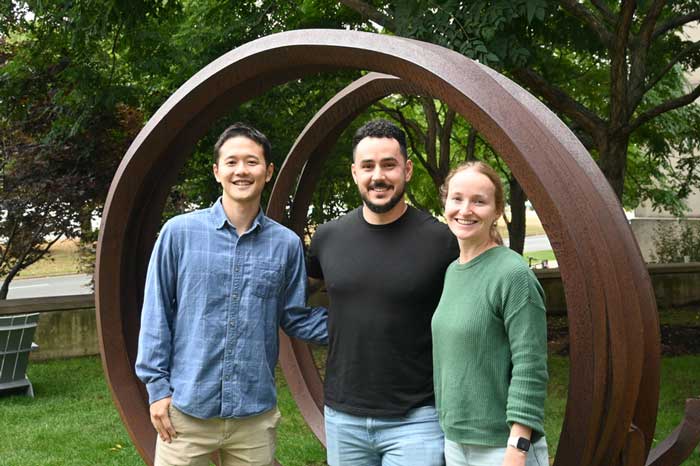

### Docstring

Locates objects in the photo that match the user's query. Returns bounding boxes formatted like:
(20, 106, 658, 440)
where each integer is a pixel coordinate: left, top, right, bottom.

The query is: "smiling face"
(444, 168, 502, 245)
(351, 136, 413, 216)
(213, 136, 273, 207)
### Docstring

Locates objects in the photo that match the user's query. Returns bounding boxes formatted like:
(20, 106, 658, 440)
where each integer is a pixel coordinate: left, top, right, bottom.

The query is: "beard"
(360, 181, 406, 214)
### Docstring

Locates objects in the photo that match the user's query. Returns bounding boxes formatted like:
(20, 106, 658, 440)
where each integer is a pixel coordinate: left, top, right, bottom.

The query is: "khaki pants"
(155, 405, 282, 466)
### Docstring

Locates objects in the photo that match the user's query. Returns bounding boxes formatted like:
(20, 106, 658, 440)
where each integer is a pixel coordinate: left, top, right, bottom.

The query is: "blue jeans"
(324, 405, 445, 466)
(444, 438, 549, 466)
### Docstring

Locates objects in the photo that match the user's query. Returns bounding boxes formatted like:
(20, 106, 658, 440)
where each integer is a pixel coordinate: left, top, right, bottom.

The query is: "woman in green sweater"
(432, 161, 549, 466)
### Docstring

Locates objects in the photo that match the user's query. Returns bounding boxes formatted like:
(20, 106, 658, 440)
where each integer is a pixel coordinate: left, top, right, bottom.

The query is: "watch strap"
(507, 436, 531, 452)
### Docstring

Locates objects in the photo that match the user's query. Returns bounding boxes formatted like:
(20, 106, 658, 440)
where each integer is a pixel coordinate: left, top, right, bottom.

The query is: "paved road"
(507, 234, 552, 253)
(7, 274, 93, 300)
(7, 235, 553, 299)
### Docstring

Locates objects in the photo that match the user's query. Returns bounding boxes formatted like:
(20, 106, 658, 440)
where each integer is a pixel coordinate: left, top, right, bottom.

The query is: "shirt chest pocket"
(250, 264, 283, 299)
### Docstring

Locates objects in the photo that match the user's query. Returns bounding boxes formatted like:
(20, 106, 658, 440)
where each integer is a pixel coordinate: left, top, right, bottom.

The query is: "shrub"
(651, 220, 700, 263)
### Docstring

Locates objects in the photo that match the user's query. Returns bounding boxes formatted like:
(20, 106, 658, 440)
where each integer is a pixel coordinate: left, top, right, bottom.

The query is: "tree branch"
(374, 102, 425, 142)
(630, 82, 700, 132)
(653, 11, 700, 40)
(512, 67, 606, 139)
(375, 104, 432, 175)
(589, 0, 616, 25)
(609, 0, 636, 128)
(421, 97, 438, 170)
(338, 0, 396, 30)
(405, 185, 428, 212)
(638, 0, 666, 49)
(465, 127, 478, 161)
(107, 19, 123, 87)
(627, 0, 667, 112)
(439, 108, 455, 174)
(0, 219, 19, 267)
(558, 0, 614, 47)
(22, 235, 61, 269)
(642, 40, 700, 96)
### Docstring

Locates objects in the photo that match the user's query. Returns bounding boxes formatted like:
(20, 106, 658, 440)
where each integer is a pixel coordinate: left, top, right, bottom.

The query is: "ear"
(405, 159, 413, 182)
(351, 163, 358, 184)
(213, 163, 220, 182)
(265, 163, 274, 182)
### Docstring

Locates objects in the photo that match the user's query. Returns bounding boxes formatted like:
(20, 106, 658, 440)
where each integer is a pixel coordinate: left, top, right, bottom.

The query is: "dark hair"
(351, 119, 408, 160)
(213, 122, 272, 165)
(440, 161, 505, 245)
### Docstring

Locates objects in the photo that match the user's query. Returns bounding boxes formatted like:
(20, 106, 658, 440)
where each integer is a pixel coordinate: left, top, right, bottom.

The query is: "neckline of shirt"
(357, 205, 413, 230)
(452, 245, 505, 270)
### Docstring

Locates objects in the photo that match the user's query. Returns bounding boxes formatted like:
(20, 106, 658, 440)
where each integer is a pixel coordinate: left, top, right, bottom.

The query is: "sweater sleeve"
(501, 267, 548, 440)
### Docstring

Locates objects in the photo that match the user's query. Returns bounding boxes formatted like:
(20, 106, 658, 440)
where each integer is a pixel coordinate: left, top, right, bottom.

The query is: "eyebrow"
(359, 156, 399, 164)
(222, 153, 262, 160)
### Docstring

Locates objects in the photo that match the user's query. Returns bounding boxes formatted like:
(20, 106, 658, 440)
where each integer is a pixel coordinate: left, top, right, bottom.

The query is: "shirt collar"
(211, 197, 266, 233)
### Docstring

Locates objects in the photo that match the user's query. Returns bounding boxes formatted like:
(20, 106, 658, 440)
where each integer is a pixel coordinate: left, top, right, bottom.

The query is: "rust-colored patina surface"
(96, 29, 699, 466)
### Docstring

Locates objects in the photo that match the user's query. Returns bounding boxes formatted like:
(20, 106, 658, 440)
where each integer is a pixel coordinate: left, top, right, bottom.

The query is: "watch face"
(517, 437, 531, 451)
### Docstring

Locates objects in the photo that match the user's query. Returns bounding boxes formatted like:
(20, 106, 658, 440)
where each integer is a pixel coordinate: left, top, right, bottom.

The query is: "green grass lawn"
(1, 355, 698, 465)
(525, 249, 557, 263)
(0, 356, 326, 466)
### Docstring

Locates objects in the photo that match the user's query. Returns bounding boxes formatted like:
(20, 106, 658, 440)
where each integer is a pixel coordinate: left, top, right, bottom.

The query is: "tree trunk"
(79, 204, 94, 240)
(507, 177, 527, 255)
(597, 132, 630, 201)
(0, 261, 22, 300)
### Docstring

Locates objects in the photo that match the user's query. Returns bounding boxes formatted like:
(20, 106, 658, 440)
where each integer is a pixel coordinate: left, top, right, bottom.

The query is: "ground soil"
(547, 315, 700, 356)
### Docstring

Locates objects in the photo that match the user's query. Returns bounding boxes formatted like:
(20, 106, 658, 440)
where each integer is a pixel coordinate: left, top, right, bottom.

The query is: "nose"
(234, 161, 248, 175)
(371, 165, 385, 181)
(458, 201, 472, 216)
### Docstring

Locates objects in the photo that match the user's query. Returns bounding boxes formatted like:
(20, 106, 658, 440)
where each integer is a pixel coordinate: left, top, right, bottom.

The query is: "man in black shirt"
(308, 119, 458, 466)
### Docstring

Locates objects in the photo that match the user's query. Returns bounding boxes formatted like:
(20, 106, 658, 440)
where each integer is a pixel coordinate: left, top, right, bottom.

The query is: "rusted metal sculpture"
(96, 29, 700, 466)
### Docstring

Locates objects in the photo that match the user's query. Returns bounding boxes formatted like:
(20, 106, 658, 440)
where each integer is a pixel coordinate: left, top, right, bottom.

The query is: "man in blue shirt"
(136, 123, 327, 466)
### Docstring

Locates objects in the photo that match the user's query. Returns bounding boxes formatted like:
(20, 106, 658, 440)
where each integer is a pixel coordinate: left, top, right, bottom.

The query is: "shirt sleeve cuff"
(146, 379, 172, 404)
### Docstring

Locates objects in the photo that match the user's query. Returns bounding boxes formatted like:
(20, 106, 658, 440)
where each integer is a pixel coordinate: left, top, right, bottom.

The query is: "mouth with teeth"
(233, 179, 254, 187)
(454, 218, 478, 226)
(369, 182, 392, 194)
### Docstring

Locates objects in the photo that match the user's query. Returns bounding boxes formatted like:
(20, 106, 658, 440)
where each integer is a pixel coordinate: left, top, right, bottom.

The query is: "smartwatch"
(507, 436, 531, 453)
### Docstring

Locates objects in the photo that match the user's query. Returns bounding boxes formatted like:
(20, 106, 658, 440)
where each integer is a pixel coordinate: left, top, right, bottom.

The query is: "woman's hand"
(503, 422, 531, 466)
(501, 446, 527, 466)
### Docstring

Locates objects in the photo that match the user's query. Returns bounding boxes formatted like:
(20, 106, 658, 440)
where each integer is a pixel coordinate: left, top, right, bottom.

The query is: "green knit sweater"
(432, 246, 548, 447)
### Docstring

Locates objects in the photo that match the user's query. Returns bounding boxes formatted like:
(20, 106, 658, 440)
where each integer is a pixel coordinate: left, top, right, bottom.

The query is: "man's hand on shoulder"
(150, 396, 177, 443)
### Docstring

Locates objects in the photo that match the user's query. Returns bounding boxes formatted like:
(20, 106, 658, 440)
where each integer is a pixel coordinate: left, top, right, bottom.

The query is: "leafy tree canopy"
(339, 0, 700, 214)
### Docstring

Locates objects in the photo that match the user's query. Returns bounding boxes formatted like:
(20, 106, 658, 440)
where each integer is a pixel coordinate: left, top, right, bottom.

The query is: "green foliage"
(622, 65, 700, 213)
(0, 1, 176, 295)
(391, 0, 547, 67)
(1, 0, 368, 290)
(348, 0, 700, 218)
(651, 221, 700, 263)
(122, 0, 368, 226)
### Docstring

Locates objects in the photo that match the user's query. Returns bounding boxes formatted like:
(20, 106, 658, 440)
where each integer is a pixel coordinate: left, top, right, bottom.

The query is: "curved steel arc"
(272, 65, 657, 466)
(95, 29, 659, 466)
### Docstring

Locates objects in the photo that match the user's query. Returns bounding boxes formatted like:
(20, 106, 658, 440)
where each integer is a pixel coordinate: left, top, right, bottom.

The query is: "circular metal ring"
(96, 30, 659, 466)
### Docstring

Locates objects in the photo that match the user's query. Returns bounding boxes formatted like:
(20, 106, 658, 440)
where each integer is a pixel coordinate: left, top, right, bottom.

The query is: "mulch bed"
(547, 316, 700, 356)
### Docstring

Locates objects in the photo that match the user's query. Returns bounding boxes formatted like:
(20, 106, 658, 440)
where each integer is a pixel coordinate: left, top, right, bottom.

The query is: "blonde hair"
(440, 161, 505, 245)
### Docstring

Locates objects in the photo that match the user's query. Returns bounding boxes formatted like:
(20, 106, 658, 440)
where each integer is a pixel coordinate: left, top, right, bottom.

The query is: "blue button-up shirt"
(135, 199, 327, 419)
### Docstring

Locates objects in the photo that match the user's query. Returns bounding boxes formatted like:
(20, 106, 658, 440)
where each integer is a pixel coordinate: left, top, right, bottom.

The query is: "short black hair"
(214, 122, 272, 165)
(351, 119, 408, 160)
